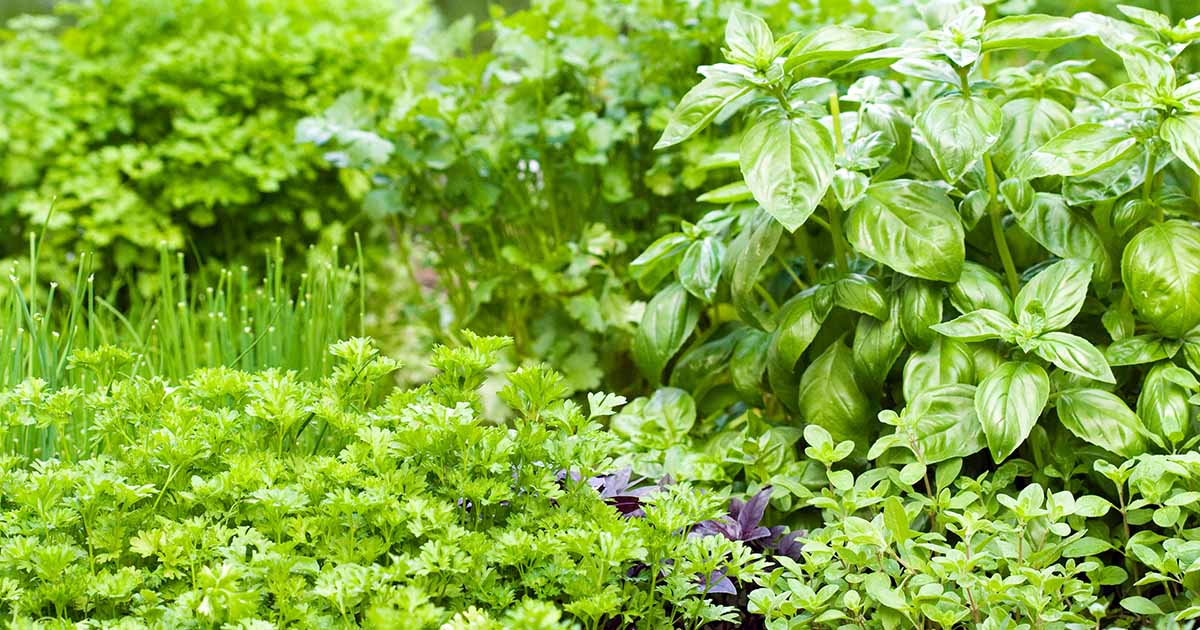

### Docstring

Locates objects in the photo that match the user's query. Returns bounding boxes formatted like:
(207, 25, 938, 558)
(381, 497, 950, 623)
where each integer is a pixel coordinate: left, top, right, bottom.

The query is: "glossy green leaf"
(740, 112, 835, 232)
(1031, 332, 1115, 383)
(728, 210, 783, 330)
(730, 328, 770, 402)
(724, 10, 774, 67)
(786, 25, 895, 68)
(1122, 221, 1200, 338)
(655, 73, 753, 149)
(903, 337, 975, 404)
(834, 274, 888, 320)
(853, 308, 906, 387)
(1161, 114, 1200, 175)
(630, 233, 688, 293)
(949, 262, 1012, 316)
(1137, 363, 1192, 446)
(1106, 335, 1181, 366)
(930, 309, 1016, 342)
(697, 180, 754, 204)
(678, 237, 725, 303)
(975, 361, 1050, 463)
(1015, 123, 1138, 179)
(846, 180, 965, 282)
(633, 283, 700, 383)
(798, 340, 873, 452)
(898, 279, 943, 350)
(1011, 193, 1110, 282)
(1056, 388, 1149, 458)
(1014, 258, 1092, 333)
(916, 95, 1002, 183)
(767, 287, 834, 410)
(993, 97, 1075, 175)
(905, 384, 986, 463)
(982, 14, 1081, 51)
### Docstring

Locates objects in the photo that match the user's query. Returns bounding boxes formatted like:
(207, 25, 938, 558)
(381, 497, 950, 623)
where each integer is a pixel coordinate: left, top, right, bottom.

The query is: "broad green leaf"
(905, 384, 986, 463)
(1161, 114, 1200, 175)
(834, 274, 888, 320)
(1106, 335, 1181, 366)
(724, 10, 774, 68)
(1011, 193, 1110, 283)
(697, 180, 754, 204)
(611, 387, 697, 449)
(633, 283, 700, 383)
(975, 361, 1050, 463)
(786, 25, 895, 68)
(740, 112, 835, 231)
(678, 237, 725, 303)
(630, 233, 688, 293)
(930, 309, 1016, 342)
(767, 287, 834, 410)
(1116, 44, 1175, 93)
(1138, 363, 1192, 446)
(1122, 221, 1200, 337)
(1056, 388, 1149, 457)
(730, 328, 770, 402)
(898, 279, 942, 350)
(1031, 332, 1115, 383)
(853, 309, 906, 387)
(798, 340, 873, 453)
(916, 95, 1002, 183)
(1121, 596, 1164, 616)
(847, 180, 965, 282)
(882, 496, 911, 543)
(1015, 123, 1138, 179)
(982, 14, 1081, 51)
(949, 262, 1012, 316)
(1063, 143, 1166, 205)
(994, 97, 1075, 175)
(728, 210, 782, 330)
(655, 74, 753, 149)
(903, 337, 975, 404)
(1014, 259, 1092, 333)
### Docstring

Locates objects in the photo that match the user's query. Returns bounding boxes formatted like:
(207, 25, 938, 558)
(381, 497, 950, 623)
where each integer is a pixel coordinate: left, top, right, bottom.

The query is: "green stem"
(984, 153, 1020, 296)
(828, 93, 850, 273)
(1143, 147, 1163, 222)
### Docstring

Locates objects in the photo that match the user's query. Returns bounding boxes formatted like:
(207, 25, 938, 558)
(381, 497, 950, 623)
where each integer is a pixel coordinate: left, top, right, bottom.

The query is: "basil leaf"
(1011, 193, 1110, 282)
(630, 233, 689, 293)
(916, 95, 1002, 184)
(1014, 258, 1092, 334)
(853, 304, 906, 387)
(697, 180, 754, 204)
(834, 273, 889, 320)
(994, 97, 1075, 175)
(786, 25, 895, 68)
(1015, 123, 1139, 179)
(898, 279, 943, 350)
(728, 209, 783, 331)
(1161, 114, 1200, 175)
(633, 283, 700, 383)
(949, 261, 1013, 316)
(1106, 335, 1181, 366)
(678, 237, 725, 303)
(724, 10, 774, 68)
(931, 309, 1017, 342)
(1137, 363, 1192, 447)
(740, 112, 835, 232)
(1056, 388, 1150, 458)
(903, 337, 975, 404)
(1122, 221, 1200, 338)
(905, 384, 986, 463)
(798, 340, 873, 453)
(846, 180, 965, 282)
(730, 328, 770, 402)
(975, 361, 1050, 463)
(767, 287, 834, 410)
(655, 74, 753, 149)
(1031, 332, 1115, 383)
(982, 14, 1081, 51)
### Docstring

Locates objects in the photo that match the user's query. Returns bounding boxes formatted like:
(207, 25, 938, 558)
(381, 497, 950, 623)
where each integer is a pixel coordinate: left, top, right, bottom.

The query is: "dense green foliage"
(7, 0, 1200, 627)
(0, 0, 433, 276)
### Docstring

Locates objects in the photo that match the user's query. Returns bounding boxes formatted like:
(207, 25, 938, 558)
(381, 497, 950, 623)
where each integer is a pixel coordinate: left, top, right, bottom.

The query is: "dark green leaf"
(1138, 363, 1192, 447)
(898, 279, 943, 350)
(678, 237, 725, 303)
(1122, 221, 1200, 338)
(728, 210, 783, 330)
(633, 283, 700, 383)
(798, 340, 873, 453)
(767, 287, 834, 409)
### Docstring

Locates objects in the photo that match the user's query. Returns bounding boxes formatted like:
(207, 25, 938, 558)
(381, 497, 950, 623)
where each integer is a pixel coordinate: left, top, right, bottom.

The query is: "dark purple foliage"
(692, 487, 805, 560)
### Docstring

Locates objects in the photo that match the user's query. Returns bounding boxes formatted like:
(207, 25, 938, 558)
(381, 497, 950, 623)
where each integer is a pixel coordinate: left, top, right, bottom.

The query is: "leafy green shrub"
(0, 0, 434, 276)
(0, 334, 815, 628)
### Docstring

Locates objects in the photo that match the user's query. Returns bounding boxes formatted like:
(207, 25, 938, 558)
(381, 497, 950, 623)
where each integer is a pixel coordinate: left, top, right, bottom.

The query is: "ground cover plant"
(6, 0, 1200, 628)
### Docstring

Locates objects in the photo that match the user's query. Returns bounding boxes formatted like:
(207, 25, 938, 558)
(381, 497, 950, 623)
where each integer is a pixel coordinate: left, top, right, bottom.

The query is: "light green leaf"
(994, 97, 1075, 175)
(1031, 332, 1115, 383)
(697, 180, 754, 204)
(725, 10, 774, 67)
(1015, 123, 1138, 179)
(1056, 388, 1149, 458)
(847, 180, 965, 282)
(931, 309, 1016, 342)
(949, 262, 1012, 316)
(728, 210, 783, 330)
(1014, 258, 1092, 333)
(1122, 221, 1200, 338)
(975, 361, 1050, 463)
(916, 95, 1002, 183)
(678, 237, 725, 303)
(1137, 363, 1192, 447)
(903, 337, 975, 404)
(898, 279, 942, 350)
(786, 25, 895, 68)
(740, 112, 835, 231)
(630, 233, 688, 293)
(1161, 114, 1200, 175)
(905, 384, 986, 463)
(1011, 193, 1110, 283)
(633, 283, 700, 383)
(982, 14, 1081, 51)
(1106, 335, 1180, 366)
(655, 74, 753, 149)
(853, 309, 906, 387)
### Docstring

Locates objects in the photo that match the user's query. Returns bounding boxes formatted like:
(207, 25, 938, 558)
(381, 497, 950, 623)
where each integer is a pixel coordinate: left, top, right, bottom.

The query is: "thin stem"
(1143, 147, 1163, 222)
(828, 92, 850, 273)
(984, 154, 1020, 296)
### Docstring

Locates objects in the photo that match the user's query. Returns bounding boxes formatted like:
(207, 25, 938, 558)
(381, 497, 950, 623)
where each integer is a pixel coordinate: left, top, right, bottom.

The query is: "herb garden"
(4, 0, 1200, 627)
